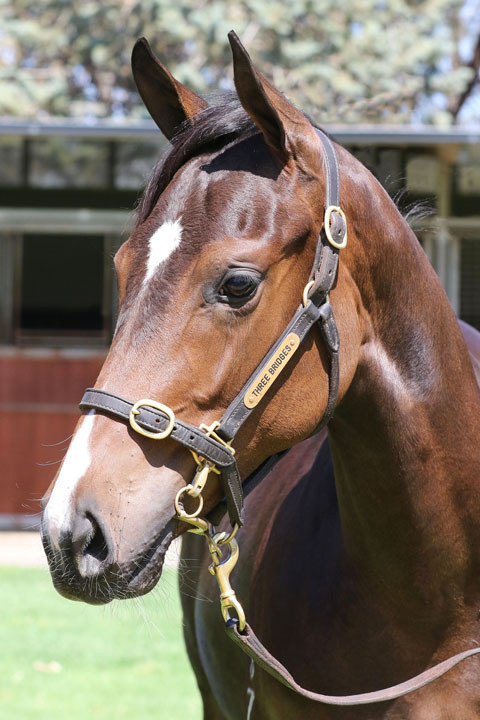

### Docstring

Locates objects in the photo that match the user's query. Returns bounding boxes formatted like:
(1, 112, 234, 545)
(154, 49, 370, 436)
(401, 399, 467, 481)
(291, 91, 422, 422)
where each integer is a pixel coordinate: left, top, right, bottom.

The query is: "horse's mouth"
(123, 522, 176, 594)
(44, 522, 176, 605)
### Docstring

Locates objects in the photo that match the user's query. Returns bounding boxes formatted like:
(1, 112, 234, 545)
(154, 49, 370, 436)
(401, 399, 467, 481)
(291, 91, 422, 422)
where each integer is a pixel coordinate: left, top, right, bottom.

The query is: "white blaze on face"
(43, 411, 96, 545)
(144, 218, 183, 285)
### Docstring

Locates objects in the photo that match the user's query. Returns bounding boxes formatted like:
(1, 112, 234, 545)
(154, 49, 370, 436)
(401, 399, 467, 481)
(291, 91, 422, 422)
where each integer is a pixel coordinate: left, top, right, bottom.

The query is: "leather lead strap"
(227, 621, 480, 706)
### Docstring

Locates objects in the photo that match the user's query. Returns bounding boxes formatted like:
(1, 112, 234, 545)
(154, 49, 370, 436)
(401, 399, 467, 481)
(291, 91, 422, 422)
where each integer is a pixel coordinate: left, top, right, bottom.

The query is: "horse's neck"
(329, 185, 480, 624)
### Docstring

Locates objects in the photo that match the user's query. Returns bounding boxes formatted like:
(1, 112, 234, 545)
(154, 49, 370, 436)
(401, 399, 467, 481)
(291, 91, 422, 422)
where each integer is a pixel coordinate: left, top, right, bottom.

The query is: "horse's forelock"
(136, 94, 257, 225)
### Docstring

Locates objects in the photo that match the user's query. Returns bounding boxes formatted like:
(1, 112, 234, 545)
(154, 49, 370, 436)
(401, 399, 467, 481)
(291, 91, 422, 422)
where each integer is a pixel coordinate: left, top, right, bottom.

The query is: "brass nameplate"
(244, 333, 300, 409)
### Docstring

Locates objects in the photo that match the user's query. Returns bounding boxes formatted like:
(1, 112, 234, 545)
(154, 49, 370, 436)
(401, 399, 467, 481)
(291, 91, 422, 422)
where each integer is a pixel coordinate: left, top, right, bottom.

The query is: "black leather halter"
(79, 128, 347, 528)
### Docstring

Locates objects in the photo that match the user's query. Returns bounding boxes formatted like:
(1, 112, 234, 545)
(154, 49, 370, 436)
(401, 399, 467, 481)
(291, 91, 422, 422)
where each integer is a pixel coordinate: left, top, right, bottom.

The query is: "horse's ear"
(132, 38, 208, 140)
(228, 31, 316, 162)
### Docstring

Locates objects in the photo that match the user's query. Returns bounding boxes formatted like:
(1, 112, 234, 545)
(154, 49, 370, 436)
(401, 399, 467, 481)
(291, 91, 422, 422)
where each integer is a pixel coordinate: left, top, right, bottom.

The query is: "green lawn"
(0, 567, 202, 720)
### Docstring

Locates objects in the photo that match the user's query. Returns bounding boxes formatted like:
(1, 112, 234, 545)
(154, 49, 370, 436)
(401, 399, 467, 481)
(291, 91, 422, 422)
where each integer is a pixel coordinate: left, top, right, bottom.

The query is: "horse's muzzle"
(41, 501, 174, 604)
(40, 505, 116, 604)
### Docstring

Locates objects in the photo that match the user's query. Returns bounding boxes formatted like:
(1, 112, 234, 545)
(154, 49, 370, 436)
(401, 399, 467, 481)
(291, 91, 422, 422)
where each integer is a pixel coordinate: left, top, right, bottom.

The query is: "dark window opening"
(19, 234, 105, 337)
(460, 238, 480, 331)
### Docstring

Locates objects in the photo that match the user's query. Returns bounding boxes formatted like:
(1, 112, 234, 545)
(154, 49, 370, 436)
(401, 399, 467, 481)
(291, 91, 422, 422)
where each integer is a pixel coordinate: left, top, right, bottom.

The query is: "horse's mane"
(136, 93, 258, 225)
(136, 93, 431, 231)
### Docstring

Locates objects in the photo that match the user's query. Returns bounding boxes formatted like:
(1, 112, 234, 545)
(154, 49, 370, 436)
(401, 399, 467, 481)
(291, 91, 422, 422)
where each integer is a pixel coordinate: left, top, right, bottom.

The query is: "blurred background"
(0, 2, 479, 716)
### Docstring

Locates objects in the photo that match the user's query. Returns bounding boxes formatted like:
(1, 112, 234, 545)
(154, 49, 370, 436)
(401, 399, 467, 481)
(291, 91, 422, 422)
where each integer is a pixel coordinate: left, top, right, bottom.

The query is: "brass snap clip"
(209, 535, 246, 631)
(199, 420, 236, 455)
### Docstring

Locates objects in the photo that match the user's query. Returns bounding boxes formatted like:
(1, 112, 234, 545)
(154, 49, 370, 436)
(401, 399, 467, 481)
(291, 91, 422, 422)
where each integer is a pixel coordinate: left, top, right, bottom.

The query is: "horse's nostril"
(72, 513, 111, 577)
(83, 515, 109, 563)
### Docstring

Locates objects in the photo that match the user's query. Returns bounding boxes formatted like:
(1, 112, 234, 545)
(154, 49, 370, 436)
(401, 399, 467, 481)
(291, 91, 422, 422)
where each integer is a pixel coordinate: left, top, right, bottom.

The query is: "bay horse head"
(40, 33, 363, 604)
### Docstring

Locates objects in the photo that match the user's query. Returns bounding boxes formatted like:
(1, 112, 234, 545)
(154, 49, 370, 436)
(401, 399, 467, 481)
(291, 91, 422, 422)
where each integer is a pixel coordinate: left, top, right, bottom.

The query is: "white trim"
(417, 215, 480, 238)
(0, 208, 133, 234)
(2, 119, 480, 146)
(446, 235, 461, 316)
(416, 216, 480, 315)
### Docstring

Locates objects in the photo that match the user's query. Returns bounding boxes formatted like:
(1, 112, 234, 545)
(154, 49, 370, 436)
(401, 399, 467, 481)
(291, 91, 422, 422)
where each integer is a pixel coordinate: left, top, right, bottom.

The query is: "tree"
(0, 0, 477, 124)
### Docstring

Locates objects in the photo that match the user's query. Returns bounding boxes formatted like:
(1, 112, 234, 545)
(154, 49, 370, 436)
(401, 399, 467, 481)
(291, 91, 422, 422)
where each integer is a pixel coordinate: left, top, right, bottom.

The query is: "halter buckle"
(189, 420, 235, 473)
(324, 205, 347, 249)
(199, 420, 236, 455)
(129, 399, 175, 440)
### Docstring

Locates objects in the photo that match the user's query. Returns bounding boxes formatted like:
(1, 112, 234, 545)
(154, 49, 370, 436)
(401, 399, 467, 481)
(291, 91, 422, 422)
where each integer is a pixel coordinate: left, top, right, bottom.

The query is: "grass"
(0, 566, 202, 720)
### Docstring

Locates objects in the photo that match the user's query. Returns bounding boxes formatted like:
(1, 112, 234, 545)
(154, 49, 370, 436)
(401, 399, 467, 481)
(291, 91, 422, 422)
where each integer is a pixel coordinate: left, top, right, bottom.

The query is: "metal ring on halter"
(174, 485, 204, 519)
(324, 205, 347, 249)
(129, 399, 175, 440)
(302, 280, 315, 307)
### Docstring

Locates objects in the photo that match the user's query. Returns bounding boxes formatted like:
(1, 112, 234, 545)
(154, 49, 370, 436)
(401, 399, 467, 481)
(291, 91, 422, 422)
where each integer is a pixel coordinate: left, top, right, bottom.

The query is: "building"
(0, 120, 479, 527)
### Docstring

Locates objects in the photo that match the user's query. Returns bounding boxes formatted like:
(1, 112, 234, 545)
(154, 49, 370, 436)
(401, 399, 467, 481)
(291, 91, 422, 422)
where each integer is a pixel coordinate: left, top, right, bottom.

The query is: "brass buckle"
(324, 205, 347, 249)
(129, 399, 175, 440)
(189, 420, 235, 474)
(199, 421, 236, 455)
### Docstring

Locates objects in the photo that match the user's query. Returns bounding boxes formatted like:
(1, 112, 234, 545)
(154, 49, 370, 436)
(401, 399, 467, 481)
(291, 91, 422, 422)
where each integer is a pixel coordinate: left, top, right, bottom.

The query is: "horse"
(40, 33, 480, 719)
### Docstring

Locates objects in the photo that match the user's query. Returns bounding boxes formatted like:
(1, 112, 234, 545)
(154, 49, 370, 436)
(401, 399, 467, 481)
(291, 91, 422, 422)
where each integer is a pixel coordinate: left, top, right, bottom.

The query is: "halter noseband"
(79, 127, 345, 529)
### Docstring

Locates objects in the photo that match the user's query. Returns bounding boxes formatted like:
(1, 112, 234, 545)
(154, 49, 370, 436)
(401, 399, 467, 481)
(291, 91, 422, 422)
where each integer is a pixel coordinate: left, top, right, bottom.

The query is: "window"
(460, 239, 480, 331)
(16, 233, 111, 346)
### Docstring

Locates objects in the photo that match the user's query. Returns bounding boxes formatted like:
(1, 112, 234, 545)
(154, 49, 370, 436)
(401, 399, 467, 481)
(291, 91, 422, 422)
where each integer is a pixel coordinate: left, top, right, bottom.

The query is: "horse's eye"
(218, 272, 260, 302)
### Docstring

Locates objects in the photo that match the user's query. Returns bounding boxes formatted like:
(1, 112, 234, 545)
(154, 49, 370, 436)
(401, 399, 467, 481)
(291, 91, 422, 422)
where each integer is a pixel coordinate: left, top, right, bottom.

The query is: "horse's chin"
(47, 524, 175, 605)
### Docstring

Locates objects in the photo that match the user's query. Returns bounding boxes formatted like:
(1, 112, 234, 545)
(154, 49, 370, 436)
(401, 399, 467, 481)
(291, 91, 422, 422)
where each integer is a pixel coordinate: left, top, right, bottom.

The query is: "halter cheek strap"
(79, 127, 345, 529)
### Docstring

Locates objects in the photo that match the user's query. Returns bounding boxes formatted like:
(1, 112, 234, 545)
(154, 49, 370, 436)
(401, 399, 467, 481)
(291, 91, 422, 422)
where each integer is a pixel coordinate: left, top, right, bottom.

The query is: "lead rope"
(174, 468, 480, 707)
